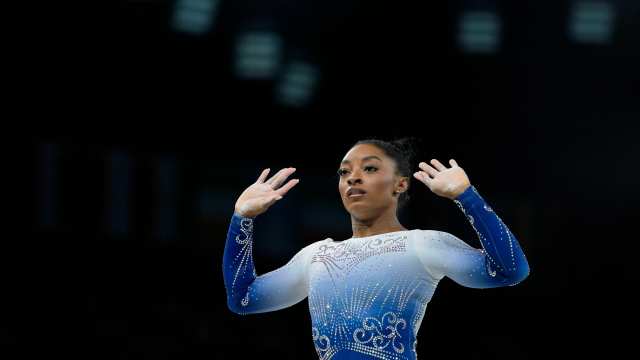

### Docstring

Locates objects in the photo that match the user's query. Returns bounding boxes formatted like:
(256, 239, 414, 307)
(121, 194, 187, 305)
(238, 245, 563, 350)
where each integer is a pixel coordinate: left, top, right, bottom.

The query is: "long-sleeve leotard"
(222, 185, 530, 359)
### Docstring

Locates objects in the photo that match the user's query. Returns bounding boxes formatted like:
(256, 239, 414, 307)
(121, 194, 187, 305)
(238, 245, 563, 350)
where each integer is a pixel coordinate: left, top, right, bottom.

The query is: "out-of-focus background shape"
(9, 0, 639, 359)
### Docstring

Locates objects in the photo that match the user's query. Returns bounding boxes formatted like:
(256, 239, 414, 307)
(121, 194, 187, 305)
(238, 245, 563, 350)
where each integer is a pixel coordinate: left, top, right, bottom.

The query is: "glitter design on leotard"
(222, 185, 530, 359)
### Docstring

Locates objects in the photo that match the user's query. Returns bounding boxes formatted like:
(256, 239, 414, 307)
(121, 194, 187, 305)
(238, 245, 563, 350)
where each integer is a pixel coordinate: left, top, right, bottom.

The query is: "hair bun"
(390, 137, 422, 166)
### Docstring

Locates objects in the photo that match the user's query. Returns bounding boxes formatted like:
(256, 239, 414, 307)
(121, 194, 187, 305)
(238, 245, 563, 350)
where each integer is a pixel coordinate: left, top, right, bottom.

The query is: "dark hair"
(352, 137, 421, 209)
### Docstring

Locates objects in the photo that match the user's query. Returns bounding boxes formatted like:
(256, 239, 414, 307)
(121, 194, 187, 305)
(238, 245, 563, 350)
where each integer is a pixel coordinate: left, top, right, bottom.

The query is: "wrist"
(450, 183, 472, 199)
(453, 184, 483, 207)
(234, 208, 256, 219)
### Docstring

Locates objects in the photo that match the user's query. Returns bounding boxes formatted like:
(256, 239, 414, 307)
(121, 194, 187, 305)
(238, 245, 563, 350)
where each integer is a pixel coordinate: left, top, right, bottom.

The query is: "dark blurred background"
(10, 0, 640, 359)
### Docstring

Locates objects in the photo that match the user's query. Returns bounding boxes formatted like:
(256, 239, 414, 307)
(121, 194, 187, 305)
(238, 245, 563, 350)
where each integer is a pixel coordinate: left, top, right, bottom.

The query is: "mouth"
(347, 188, 367, 198)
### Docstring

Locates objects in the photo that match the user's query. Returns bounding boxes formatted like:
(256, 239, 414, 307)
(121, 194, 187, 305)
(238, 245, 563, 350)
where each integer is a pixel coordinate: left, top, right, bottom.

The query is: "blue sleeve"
(415, 185, 530, 288)
(222, 213, 314, 315)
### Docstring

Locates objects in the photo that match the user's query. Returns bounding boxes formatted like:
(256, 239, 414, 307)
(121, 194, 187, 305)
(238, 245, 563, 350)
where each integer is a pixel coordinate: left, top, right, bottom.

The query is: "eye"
(337, 168, 349, 177)
(364, 166, 378, 173)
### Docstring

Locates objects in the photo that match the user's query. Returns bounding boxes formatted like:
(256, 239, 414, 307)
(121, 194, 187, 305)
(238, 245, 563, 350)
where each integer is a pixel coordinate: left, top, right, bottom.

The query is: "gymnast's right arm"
(223, 213, 315, 315)
(222, 167, 304, 315)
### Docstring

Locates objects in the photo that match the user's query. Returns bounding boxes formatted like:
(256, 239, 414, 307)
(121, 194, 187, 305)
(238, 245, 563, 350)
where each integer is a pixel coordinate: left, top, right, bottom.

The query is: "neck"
(350, 207, 406, 238)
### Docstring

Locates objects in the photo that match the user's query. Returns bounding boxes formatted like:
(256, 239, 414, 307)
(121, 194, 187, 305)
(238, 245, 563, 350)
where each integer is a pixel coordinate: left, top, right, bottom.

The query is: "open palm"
(413, 159, 471, 199)
(235, 167, 299, 218)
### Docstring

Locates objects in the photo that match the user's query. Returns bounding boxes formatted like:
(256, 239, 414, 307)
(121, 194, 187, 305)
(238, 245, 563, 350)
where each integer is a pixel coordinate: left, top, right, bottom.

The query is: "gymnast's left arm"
(412, 158, 530, 288)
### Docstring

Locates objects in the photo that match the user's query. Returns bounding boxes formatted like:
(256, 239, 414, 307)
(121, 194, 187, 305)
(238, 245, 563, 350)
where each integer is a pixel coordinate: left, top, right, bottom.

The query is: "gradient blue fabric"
(223, 185, 530, 359)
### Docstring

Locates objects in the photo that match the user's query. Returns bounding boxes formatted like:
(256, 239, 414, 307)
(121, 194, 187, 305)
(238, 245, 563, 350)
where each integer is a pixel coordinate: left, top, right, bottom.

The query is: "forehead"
(341, 144, 388, 163)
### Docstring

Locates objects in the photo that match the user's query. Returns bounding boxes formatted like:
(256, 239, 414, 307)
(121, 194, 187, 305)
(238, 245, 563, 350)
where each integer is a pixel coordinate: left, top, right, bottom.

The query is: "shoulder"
(408, 229, 448, 243)
(409, 229, 471, 250)
(281, 239, 329, 268)
(295, 238, 333, 257)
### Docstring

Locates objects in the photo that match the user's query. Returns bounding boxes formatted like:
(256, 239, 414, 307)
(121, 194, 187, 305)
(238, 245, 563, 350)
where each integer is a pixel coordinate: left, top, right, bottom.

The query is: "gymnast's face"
(338, 144, 407, 221)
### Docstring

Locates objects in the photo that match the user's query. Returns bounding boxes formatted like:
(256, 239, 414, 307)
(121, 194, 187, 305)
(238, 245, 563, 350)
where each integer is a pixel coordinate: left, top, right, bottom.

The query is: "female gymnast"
(223, 138, 530, 359)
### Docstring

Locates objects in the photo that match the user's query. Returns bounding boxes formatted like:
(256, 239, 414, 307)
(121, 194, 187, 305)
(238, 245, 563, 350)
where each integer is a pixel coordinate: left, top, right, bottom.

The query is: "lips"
(347, 187, 367, 197)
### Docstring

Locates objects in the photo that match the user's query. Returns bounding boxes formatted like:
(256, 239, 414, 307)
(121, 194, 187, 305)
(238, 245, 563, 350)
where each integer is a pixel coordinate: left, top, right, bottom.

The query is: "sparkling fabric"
(223, 186, 530, 359)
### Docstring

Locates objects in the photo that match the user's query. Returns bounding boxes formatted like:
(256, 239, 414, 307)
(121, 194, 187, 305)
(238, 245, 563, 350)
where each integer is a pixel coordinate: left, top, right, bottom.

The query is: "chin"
(346, 207, 375, 222)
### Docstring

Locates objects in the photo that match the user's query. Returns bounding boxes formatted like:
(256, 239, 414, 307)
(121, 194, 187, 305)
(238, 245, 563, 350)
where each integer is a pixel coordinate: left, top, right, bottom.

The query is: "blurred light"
(107, 150, 131, 237)
(458, 11, 501, 54)
(569, 1, 615, 44)
(276, 61, 319, 108)
(154, 155, 178, 242)
(37, 143, 58, 228)
(235, 31, 283, 79)
(171, 0, 220, 35)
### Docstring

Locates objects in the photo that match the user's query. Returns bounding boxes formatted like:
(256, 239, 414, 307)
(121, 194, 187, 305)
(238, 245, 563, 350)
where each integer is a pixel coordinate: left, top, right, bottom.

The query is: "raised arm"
(413, 159, 530, 288)
(222, 167, 310, 315)
(223, 212, 317, 314)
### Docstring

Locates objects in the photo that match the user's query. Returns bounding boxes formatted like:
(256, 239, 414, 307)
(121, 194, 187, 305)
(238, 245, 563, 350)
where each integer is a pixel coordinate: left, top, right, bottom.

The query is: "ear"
(394, 176, 409, 195)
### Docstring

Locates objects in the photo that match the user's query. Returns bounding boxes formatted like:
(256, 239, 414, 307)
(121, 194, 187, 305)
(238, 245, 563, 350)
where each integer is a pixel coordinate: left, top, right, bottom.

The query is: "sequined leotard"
(223, 185, 530, 359)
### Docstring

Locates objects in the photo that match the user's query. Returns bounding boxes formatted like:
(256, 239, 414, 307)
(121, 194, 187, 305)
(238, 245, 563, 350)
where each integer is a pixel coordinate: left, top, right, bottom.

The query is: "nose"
(347, 173, 362, 186)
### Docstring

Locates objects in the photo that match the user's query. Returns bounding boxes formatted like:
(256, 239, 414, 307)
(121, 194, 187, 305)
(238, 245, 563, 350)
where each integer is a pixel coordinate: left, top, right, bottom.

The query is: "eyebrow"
(340, 155, 383, 165)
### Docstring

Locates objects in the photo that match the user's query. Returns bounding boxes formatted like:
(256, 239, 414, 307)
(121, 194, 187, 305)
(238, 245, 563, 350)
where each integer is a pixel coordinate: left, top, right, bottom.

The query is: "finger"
(419, 170, 432, 179)
(270, 167, 296, 189)
(265, 168, 288, 185)
(256, 168, 270, 184)
(276, 178, 299, 196)
(418, 162, 439, 177)
(430, 159, 447, 171)
(264, 194, 282, 208)
(269, 168, 295, 188)
(449, 159, 459, 168)
(413, 172, 432, 186)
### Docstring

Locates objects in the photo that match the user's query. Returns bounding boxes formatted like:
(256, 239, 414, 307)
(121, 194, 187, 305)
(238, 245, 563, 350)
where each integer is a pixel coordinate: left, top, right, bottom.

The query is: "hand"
(413, 159, 471, 200)
(234, 168, 299, 218)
